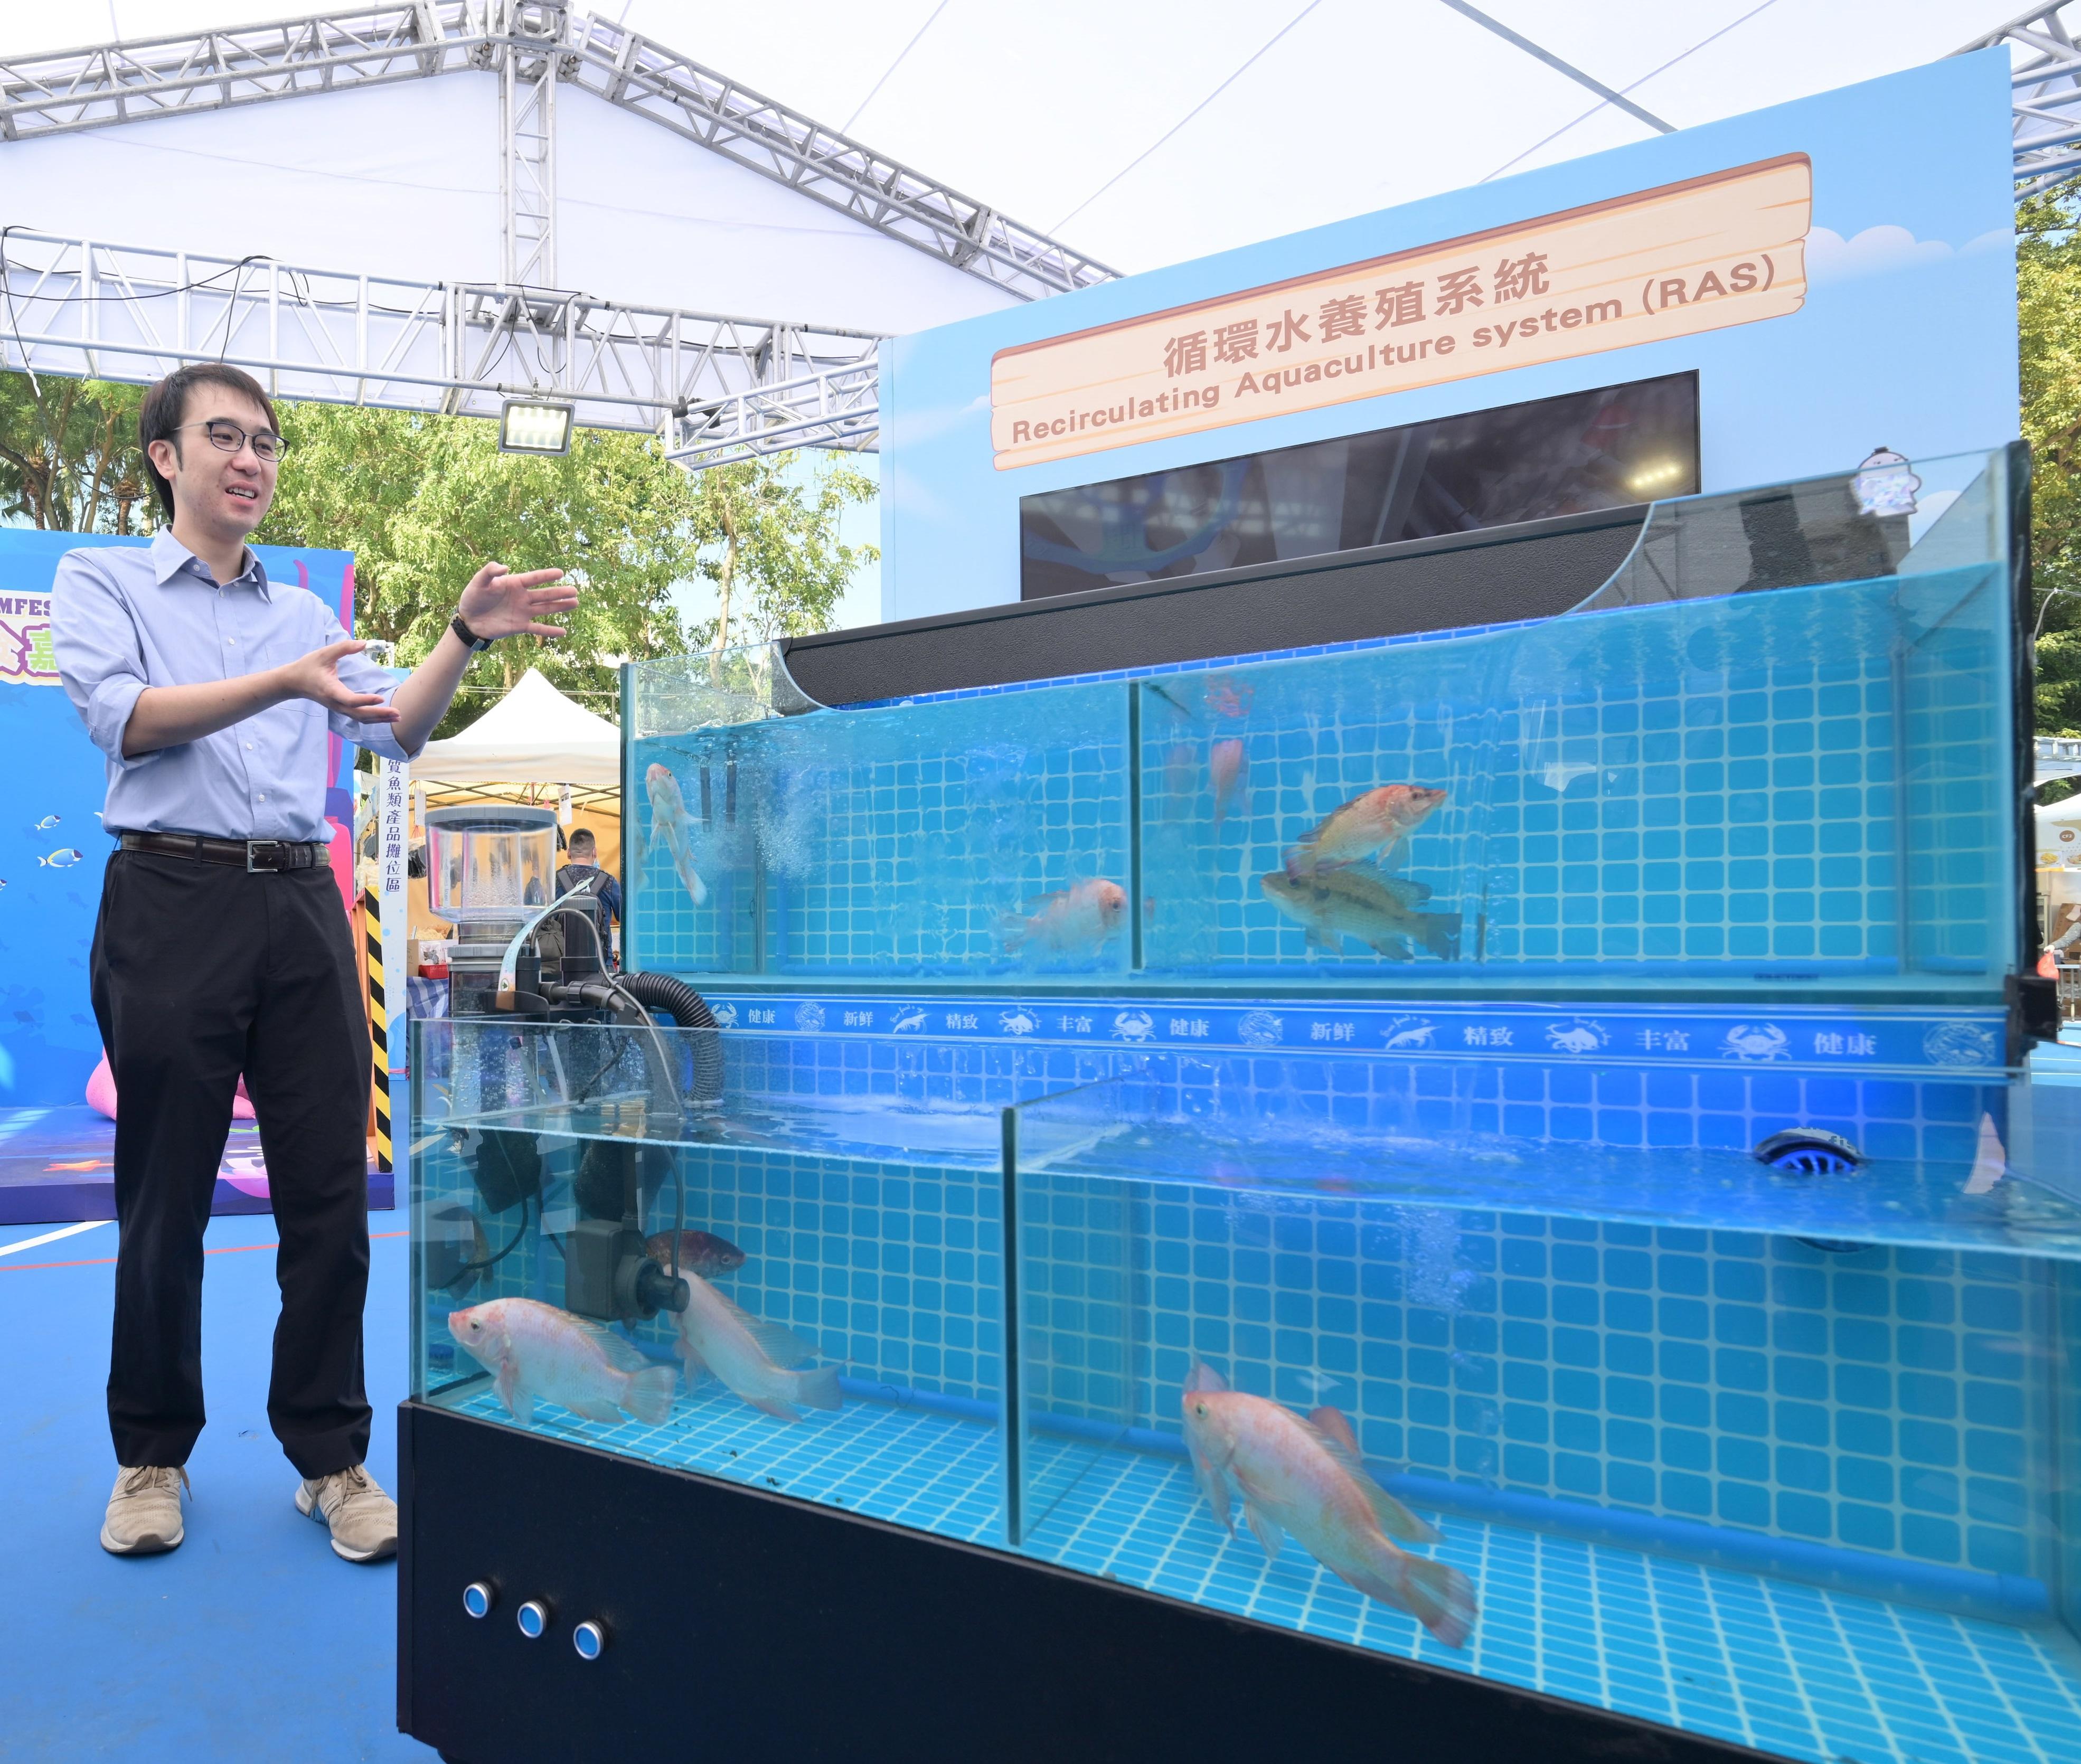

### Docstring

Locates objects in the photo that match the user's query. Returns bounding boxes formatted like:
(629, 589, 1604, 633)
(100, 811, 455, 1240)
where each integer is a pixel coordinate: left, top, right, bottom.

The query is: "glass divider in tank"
(1128, 682, 1144, 973)
(1000, 1102, 1025, 1548)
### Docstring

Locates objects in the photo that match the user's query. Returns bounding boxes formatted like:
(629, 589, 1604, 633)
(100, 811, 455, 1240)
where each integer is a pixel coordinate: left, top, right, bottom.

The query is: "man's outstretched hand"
(278, 639, 401, 724)
(456, 561, 577, 640)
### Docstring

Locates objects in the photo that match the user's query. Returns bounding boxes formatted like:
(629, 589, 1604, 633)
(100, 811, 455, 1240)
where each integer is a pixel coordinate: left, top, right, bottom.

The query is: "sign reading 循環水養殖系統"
(992, 155, 1810, 472)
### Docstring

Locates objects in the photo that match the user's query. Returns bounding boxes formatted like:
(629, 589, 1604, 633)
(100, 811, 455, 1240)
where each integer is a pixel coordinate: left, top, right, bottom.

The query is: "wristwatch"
(451, 612, 496, 654)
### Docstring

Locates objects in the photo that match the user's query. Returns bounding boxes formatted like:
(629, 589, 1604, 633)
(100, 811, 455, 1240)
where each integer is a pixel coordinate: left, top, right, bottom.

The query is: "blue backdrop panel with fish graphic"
(0, 530, 357, 1106)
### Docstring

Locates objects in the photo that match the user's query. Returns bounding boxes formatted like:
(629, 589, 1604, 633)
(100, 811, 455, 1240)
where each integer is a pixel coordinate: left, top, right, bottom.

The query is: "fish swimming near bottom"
(1181, 1363, 1475, 1648)
(644, 1228, 748, 1278)
(1000, 879, 1127, 955)
(674, 1271, 842, 1421)
(449, 1297, 676, 1429)
(1259, 865, 1458, 959)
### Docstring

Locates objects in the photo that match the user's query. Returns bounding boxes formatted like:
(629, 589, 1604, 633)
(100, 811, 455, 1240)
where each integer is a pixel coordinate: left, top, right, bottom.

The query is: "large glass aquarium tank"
(624, 449, 2021, 999)
(411, 446, 2081, 1762)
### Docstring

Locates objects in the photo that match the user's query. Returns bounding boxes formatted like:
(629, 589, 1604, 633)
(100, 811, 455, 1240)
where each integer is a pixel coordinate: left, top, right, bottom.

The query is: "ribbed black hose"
(617, 970, 725, 1105)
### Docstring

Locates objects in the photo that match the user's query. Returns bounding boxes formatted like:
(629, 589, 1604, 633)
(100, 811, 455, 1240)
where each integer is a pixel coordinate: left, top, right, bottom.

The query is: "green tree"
(255, 411, 878, 734)
(256, 405, 708, 733)
(0, 371, 151, 534)
(686, 451, 879, 656)
(2021, 190, 2081, 746)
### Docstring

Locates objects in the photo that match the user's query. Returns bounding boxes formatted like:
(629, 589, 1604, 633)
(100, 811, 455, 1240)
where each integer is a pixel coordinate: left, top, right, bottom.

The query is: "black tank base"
(398, 1401, 1768, 1764)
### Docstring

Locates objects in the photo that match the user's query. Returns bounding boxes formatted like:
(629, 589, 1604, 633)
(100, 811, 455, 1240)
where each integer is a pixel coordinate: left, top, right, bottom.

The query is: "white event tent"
(413, 667, 620, 791)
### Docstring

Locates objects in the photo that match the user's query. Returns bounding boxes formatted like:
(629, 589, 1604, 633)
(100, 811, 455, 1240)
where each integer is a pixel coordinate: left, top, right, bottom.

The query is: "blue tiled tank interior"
(627, 561, 2012, 992)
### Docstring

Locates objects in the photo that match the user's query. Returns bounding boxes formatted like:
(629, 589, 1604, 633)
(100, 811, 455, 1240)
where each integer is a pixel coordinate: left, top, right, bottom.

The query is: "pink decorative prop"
(86, 1053, 256, 1121)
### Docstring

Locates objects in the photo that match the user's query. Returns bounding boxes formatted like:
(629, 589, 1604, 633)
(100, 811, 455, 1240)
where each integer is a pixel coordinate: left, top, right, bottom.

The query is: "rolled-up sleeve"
(52, 550, 162, 771)
(317, 607, 414, 761)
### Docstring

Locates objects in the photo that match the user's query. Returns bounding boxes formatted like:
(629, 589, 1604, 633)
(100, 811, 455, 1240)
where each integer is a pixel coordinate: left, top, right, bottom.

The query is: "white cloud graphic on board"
(1805, 225, 2009, 286)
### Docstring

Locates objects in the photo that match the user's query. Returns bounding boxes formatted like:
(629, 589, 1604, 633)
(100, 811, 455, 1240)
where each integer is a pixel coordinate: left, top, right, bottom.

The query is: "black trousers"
(90, 850, 373, 1476)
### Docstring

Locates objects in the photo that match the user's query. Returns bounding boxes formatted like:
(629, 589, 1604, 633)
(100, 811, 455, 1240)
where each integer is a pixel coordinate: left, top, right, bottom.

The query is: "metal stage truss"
(1960, 3, 2081, 196)
(0, 228, 885, 454)
(0, 1, 1116, 305)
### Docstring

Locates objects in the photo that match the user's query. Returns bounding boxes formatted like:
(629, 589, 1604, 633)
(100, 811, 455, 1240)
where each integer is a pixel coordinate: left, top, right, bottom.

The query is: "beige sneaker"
(295, 1464, 398, 1563)
(100, 1465, 191, 1555)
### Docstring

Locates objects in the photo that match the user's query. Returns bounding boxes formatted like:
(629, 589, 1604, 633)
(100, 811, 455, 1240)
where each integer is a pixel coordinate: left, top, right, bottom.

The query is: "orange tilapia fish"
(1286, 785, 1446, 876)
(1211, 739, 1247, 828)
(449, 1297, 676, 1430)
(1000, 879, 1127, 954)
(1181, 1362, 1476, 1648)
(1204, 677, 1254, 720)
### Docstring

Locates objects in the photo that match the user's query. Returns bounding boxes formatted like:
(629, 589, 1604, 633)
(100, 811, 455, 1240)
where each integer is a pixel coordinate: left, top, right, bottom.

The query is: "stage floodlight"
(499, 399, 575, 456)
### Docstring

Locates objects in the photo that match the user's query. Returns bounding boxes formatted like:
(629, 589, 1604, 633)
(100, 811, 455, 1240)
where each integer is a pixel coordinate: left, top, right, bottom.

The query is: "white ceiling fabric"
(0, 2, 2036, 332)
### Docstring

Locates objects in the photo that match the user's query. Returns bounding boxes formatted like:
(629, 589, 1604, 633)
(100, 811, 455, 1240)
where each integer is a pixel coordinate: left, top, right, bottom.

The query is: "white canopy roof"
(413, 668, 620, 790)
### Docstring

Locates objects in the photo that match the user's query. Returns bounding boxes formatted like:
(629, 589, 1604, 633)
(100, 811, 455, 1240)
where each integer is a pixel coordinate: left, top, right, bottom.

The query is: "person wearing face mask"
(52, 363, 579, 1565)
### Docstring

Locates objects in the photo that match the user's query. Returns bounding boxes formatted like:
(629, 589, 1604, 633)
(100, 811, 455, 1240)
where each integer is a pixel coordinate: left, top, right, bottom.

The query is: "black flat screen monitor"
(1019, 370, 1698, 600)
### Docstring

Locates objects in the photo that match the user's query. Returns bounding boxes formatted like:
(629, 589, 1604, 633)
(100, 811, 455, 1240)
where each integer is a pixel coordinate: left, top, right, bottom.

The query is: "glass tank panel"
(409, 1017, 1015, 1539)
(626, 678, 1133, 982)
(623, 448, 2018, 998)
(1141, 559, 2014, 991)
(1004, 1060, 2081, 1761)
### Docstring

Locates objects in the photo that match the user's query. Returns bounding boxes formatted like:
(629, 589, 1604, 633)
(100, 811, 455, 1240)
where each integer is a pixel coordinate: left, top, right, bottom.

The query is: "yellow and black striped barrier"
(364, 881, 392, 1175)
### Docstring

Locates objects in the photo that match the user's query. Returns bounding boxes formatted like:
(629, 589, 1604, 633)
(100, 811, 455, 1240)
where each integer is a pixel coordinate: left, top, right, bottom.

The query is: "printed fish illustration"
(1259, 866, 1457, 959)
(38, 848, 85, 869)
(1211, 739, 1246, 827)
(644, 1228, 748, 1278)
(643, 763, 708, 905)
(891, 1007, 929, 1033)
(448, 1297, 676, 1429)
(673, 1271, 842, 1420)
(1285, 786, 1446, 877)
(31, 815, 60, 832)
(1000, 879, 1127, 955)
(1182, 1363, 1474, 1648)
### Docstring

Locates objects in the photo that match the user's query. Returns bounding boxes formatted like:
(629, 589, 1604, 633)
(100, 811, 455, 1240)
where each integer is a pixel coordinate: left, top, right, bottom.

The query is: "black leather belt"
(119, 832, 329, 872)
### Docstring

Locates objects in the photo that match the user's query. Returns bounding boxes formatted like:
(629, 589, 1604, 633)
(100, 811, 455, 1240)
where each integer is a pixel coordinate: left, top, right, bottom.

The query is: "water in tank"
(1002, 1058, 2081, 1761)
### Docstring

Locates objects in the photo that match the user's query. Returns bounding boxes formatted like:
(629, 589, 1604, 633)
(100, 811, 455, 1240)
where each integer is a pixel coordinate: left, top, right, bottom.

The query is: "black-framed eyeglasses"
(175, 419, 289, 463)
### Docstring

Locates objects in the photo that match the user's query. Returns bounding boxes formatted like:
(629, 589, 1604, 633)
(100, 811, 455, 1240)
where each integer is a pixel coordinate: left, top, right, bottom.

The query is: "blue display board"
(879, 52, 2018, 622)
(0, 530, 355, 1106)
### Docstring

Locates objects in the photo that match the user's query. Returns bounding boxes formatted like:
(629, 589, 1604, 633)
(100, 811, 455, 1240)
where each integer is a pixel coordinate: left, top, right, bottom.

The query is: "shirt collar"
(149, 528, 271, 601)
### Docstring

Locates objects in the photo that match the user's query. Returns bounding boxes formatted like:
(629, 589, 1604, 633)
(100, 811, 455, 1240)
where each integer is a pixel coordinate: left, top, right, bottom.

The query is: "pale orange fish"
(1286, 785, 1446, 876)
(643, 763, 708, 905)
(449, 1297, 676, 1429)
(1211, 739, 1246, 828)
(1181, 1362, 1475, 1648)
(673, 1271, 842, 1421)
(1000, 879, 1127, 954)
(1204, 677, 1254, 719)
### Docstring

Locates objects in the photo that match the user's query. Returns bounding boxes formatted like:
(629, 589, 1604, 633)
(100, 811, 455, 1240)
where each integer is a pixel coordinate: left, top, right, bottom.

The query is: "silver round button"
(462, 1581, 496, 1620)
(572, 1620, 606, 1661)
(516, 1599, 550, 1639)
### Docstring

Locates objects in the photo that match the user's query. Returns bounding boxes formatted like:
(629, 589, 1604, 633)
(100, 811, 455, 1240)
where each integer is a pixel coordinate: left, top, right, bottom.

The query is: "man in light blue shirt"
(54, 362, 576, 1564)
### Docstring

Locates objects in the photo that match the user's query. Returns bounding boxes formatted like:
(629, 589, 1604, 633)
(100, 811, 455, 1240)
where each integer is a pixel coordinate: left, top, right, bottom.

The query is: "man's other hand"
(280, 640, 402, 724)
(457, 561, 577, 640)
